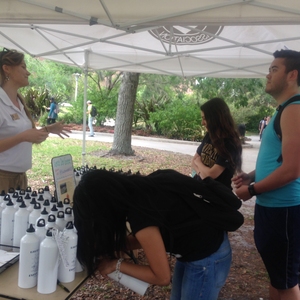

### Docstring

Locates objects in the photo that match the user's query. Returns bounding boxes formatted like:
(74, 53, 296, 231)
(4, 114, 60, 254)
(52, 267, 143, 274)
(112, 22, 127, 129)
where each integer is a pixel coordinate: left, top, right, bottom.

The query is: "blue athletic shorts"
(254, 203, 300, 289)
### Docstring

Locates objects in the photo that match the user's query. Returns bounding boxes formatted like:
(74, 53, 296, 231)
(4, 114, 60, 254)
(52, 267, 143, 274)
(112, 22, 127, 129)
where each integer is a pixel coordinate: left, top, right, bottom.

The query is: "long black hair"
(73, 168, 243, 276)
(201, 97, 242, 172)
(73, 169, 163, 275)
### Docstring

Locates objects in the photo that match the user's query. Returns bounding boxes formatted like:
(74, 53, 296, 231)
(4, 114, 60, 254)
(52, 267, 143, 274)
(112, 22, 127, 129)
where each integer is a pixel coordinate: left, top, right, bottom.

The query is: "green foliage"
(38, 112, 49, 126)
(134, 74, 190, 128)
(191, 77, 277, 133)
(86, 70, 121, 124)
(20, 88, 50, 121)
(60, 99, 86, 124)
(25, 55, 81, 102)
(150, 99, 203, 141)
(246, 106, 275, 132)
(229, 99, 275, 132)
(192, 78, 270, 107)
(20, 54, 277, 137)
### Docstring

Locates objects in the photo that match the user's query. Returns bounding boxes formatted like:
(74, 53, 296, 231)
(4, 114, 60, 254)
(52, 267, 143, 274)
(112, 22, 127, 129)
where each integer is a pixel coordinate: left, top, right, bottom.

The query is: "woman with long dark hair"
(187, 97, 242, 299)
(192, 97, 242, 185)
(73, 166, 243, 300)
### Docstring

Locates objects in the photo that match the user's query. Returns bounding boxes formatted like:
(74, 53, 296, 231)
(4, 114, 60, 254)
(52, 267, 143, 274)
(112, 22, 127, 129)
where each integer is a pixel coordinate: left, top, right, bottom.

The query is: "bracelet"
(115, 258, 124, 282)
(45, 126, 48, 132)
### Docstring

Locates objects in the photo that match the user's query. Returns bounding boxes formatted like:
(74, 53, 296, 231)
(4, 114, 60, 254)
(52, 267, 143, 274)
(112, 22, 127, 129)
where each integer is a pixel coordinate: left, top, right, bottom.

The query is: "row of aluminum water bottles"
(0, 186, 82, 294)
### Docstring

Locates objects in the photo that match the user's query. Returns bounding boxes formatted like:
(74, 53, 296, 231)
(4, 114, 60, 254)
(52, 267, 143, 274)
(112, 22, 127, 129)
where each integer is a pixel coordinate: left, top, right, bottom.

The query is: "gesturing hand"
(47, 122, 72, 139)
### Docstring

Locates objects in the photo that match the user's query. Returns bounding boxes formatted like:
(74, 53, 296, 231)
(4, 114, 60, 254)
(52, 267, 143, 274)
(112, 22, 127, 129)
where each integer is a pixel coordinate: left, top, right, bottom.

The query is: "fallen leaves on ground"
(31, 124, 269, 299)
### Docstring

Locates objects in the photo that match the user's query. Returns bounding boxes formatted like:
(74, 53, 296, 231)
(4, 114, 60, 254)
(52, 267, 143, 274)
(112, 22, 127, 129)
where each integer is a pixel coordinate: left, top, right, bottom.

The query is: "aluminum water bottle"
(63, 198, 71, 210)
(25, 186, 32, 196)
(36, 194, 44, 206)
(15, 185, 21, 195)
(0, 200, 3, 241)
(72, 225, 84, 273)
(38, 188, 44, 199)
(0, 199, 15, 250)
(50, 204, 58, 218)
(7, 187, 15, 200)
(30, 190, 37, 198)
(55, 211, 66, 231)
(43, 199, 51, 213)
(74, 171, 81, 186)
(57, 201, 64, 212)
(50, 196, 57, 210)
(29, 202, 41, 227)
(18, 224, 40, 288)
(11, 191, 19, 205)
(35, 218, 46, 243)
(64, 207, 74, 223)
(45, 214, 57, 230)
(1, 194, 11, 208)
(0, 190, 5, 203)
(0, 190, 5, 238)
(19, 189, 25, 196)
(13, 201, 30, 250)
(35, 207, 49, 227)
(107, 271, 150, 296)
(27, 197, 36, 213)
(23, 193, 31, 207)
(58, 221, 78, 283)
(43, 186, 52, 202)
(37, 229, 59, 294)
(14, 195, 24, 210)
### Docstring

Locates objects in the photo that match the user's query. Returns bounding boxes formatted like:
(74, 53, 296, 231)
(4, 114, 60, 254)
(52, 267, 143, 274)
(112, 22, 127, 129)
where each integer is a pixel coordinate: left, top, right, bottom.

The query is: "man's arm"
(255, 104, 300, 193)
(237, 104, 300, 201)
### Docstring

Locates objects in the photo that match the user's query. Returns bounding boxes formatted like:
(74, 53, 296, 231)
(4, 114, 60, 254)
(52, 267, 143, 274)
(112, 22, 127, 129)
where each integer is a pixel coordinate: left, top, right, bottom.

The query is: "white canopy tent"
(0, 0, 300, 78)
(0, 0, 300, 163)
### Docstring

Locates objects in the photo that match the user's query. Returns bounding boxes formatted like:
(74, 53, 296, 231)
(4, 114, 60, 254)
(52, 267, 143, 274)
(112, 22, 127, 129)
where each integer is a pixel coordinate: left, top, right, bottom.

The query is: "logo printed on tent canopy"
(149, 25, 223, 45)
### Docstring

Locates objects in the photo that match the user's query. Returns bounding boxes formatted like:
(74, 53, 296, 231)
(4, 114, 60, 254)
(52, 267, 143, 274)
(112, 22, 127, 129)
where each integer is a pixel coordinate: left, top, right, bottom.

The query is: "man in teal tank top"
(233, 49, 300, 300)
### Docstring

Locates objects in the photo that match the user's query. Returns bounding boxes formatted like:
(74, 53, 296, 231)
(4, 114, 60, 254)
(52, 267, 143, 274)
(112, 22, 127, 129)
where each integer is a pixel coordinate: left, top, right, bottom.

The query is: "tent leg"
(81, 51, 89, 166)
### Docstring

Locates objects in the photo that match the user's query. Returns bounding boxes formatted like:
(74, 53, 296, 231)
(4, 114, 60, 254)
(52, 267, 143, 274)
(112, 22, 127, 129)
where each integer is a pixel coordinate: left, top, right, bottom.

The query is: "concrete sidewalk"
(67, 130, 260, 174)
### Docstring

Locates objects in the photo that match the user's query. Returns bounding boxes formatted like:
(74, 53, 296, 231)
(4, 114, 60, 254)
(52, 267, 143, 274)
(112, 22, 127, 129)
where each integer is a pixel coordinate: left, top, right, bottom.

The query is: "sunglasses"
(0, 48, 18, 65)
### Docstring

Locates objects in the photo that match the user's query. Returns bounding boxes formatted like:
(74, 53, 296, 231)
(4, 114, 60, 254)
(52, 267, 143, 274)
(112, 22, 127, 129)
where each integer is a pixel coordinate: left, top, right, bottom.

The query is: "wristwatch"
(248, 184, 260, 196)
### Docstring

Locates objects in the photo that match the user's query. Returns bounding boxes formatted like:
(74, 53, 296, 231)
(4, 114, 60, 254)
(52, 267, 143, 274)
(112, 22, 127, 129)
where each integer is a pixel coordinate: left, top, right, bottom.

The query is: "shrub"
(150, 100, 204, 141)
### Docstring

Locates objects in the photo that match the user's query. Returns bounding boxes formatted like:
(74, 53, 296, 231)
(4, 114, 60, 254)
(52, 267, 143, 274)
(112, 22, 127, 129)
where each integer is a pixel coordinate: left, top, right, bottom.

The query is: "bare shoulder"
(281, 103, 300, 135)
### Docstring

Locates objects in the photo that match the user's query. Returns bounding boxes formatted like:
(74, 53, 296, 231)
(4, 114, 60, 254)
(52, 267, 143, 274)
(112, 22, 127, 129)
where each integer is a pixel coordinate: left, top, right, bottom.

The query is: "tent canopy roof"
(1, 0, 300, 78)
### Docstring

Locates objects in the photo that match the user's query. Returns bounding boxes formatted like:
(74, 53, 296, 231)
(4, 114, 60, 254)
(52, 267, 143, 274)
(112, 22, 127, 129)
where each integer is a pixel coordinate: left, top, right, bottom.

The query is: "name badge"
(11, 113, 20, 121)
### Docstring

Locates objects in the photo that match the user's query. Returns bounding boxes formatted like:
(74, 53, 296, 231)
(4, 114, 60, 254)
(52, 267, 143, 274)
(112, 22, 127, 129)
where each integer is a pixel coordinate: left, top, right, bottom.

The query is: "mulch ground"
(35, 124, 270, 299)
(69, 204, 269, 300)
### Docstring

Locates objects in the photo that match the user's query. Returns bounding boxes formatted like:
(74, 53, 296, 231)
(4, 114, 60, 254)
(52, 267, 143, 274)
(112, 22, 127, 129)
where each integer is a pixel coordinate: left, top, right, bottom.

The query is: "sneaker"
(88, 135, 94, 137)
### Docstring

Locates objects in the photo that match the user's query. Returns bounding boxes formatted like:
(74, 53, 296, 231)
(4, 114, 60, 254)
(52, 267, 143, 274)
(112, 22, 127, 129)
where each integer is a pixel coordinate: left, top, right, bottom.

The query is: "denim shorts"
(170, 232, 232, 300)
(254, 203, 300, 289)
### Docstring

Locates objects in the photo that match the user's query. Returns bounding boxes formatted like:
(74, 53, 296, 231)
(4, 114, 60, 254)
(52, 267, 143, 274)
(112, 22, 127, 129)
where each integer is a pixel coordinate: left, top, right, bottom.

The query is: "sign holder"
(51, 154, 76, 204)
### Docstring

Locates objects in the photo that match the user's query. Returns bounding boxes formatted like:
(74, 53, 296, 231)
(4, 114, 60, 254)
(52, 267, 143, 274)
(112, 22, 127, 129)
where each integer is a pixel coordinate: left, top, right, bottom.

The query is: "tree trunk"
(110, 72, 140, 155)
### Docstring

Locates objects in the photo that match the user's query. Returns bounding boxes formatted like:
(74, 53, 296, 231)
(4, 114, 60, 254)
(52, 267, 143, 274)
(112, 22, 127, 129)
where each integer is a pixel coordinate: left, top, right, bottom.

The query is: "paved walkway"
(68, 130, 260, 173)
(66, 130, 260, 211)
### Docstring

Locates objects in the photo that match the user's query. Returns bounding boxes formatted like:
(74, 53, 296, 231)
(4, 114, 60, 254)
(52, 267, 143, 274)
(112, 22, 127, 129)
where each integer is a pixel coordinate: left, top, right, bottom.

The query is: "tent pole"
(81, 51, 89, 166)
